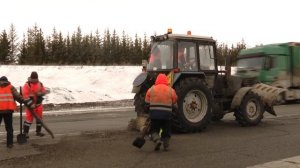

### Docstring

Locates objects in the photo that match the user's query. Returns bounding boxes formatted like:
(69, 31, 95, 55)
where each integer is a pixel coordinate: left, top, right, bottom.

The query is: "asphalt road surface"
(1, 103, 300, 168)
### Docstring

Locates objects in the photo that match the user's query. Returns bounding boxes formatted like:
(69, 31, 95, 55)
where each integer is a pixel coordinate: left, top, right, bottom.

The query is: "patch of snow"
(0, 65, 141, 104)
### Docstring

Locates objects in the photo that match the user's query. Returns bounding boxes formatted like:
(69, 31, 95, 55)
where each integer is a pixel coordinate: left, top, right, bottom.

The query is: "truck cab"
(236, 42, 300, 101)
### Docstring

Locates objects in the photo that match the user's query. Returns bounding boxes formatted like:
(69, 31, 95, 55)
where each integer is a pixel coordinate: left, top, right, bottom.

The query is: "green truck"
(236, 42, 300, 102)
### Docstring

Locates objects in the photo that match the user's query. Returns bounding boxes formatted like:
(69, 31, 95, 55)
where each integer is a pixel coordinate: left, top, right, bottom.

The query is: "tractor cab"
(147, 29, 217, 73)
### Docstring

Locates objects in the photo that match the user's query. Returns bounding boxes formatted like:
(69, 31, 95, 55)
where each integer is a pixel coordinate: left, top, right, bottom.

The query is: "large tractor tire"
(134, 92, 146, 116)
(131, 92, 148, 131)
(173, 78, 213, 132)
(234, 92, 264, 126)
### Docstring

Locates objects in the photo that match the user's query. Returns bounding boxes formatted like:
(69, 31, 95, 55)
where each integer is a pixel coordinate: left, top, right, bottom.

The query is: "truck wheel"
(234, 92, 264, 126)
(173, 78, 213, 132)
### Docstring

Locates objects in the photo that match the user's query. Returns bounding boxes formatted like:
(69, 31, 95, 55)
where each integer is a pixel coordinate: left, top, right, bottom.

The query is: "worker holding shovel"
(22, 71, 50, 139)
(0, 76, 33, 148)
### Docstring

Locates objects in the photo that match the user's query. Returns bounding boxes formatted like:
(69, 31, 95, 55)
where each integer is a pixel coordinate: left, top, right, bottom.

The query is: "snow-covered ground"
(0, 65, 236, 106)
(0, 65, 141, 105)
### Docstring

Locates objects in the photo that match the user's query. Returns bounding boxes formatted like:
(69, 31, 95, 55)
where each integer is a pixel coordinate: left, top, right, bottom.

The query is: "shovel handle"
(20, 86, 23, 134)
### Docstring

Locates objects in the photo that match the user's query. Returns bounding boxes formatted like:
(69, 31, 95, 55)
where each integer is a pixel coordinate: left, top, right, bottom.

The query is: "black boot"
(6, 128, 14, 148)
(151, 133, 162, 151)
(162, 138, 170, 151)
(23, 121, 31, 139)
(36, 122, 45, 137)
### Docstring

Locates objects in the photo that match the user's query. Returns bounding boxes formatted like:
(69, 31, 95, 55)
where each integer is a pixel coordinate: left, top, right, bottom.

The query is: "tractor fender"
(172, 72, 206, 87)
(230, 87, 252, 110)
(132, 72, 148, 93)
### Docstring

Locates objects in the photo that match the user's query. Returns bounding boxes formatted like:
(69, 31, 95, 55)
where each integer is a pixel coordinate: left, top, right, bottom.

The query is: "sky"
(1, 0, 300, 47)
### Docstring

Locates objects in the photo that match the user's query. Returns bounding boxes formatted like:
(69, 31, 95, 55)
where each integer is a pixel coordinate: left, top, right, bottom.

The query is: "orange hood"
(155, 74, 168, 86)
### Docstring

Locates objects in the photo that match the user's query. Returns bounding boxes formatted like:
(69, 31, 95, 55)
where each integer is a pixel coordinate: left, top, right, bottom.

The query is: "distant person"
(0, 76, 33, 148)
(23, 71, 48, 138)
(149, 47, 162, 68)
(178, 47, 186, 67)
(145, 73, 177, 151)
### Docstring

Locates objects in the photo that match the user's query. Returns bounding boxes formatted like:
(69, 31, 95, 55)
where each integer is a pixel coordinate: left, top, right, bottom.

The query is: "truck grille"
(242, 78, 257, 86)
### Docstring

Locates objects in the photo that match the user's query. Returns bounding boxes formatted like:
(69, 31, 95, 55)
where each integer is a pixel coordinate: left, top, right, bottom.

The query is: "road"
(1, 104, 300, 168)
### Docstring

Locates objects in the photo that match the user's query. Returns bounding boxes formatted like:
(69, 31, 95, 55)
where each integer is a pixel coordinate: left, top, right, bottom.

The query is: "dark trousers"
(149, 119, 171, 140)
(0, 113, 13, 146)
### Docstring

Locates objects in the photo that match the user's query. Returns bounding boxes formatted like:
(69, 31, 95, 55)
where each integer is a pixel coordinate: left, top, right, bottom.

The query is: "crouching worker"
(145, 73, 177, 151)
(22, 71, 48, 138)
(0, 76, 33, 148)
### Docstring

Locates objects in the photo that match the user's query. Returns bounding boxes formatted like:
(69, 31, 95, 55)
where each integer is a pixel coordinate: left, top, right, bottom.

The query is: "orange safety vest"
(0, 84, 17, 111)
(148, 85, 173, 112)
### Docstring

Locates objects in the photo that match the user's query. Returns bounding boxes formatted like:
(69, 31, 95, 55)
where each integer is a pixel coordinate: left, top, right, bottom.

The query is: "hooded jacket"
(0, 80, 23, 113)
(22, 79, 46, 106)
(145, 74, 177, 120)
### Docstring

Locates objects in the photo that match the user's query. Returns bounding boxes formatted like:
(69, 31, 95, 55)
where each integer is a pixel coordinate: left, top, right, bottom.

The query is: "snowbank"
(0, 65, 141, 105)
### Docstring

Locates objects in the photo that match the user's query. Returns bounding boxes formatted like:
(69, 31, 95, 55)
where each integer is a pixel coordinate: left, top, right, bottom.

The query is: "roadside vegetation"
(1, 24, 246, 65)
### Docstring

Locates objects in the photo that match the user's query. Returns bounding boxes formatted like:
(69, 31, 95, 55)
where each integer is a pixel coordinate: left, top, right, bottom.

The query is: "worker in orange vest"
(22, 71, 48, 138)
(145, 73, 178, 151)
(0, 76, 33, 148)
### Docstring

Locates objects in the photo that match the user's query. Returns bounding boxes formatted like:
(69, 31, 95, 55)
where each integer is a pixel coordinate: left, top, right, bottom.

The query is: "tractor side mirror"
(225, 55, 232, 76)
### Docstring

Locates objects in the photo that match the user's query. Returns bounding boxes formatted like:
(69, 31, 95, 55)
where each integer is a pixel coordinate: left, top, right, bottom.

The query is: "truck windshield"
(237, 57, 265, 70)
(147, 41, 174, 71)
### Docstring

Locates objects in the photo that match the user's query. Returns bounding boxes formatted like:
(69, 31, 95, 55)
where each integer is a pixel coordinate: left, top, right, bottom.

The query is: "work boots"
(151, 133, 162, 151)
(36, 125, 45, 137)
(23, 123, 30, 139)
(163, 138, 170, 151)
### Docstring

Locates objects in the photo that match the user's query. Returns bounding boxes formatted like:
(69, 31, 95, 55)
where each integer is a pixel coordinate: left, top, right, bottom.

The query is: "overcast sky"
(1, 0, 299, 47)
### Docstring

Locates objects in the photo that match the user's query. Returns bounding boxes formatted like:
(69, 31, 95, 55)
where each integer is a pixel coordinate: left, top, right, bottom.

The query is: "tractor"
(131, 29, 284, 132)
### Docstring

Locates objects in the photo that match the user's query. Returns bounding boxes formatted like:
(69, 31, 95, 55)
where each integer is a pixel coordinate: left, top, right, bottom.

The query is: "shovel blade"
(17, 134, 27, 144)
(132, 137, 145, 148)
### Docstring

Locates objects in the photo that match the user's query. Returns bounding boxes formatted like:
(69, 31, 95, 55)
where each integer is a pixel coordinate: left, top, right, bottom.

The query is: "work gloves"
(24, 98, 35, 109)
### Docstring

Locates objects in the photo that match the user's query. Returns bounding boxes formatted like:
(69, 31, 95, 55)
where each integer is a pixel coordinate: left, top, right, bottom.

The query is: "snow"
(0, 65, 141, 105)
(0, 65, 237, 105)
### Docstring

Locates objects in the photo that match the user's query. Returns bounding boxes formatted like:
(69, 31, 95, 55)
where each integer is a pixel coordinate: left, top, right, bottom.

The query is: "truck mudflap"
(250, 83, 286, 116)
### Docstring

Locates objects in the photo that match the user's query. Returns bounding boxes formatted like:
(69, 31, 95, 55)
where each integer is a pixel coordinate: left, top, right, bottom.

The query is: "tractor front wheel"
(234, 92, 264, 126)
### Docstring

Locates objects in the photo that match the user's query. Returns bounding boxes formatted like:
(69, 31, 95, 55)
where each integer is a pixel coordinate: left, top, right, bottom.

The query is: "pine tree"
(18, 34, 28, 65)
(0, 30, 10, 64)
(120, 31, 128, 64)
(94, 29, 102, 64)
(103, 29, 111, 64)
(142, 33, 150, 61)
(8, 24, 19, 64)
(65, 34, 71, 64)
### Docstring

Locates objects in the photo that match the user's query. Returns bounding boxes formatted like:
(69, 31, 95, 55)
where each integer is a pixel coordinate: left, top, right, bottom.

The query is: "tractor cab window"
(199, 45, 215, 70)
(177, 42, 197, 71)
(147, 41, 174, 71)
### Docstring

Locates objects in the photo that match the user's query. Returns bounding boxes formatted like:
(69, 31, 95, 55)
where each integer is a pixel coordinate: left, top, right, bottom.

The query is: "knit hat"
(0, 76, 8, 82)
(30, 71, 38, 79)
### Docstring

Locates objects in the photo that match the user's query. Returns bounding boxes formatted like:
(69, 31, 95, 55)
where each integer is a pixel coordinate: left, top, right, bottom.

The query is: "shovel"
(132, 136, 146, 148)
(27, 107, 55, 139)
(132, 118, 150, 149)
(17, 87, 27, 144)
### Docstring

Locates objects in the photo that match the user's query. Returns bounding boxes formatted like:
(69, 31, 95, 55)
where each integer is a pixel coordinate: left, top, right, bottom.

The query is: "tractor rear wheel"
(173, 78, 213, 132)
(134, 92, 146, 116)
